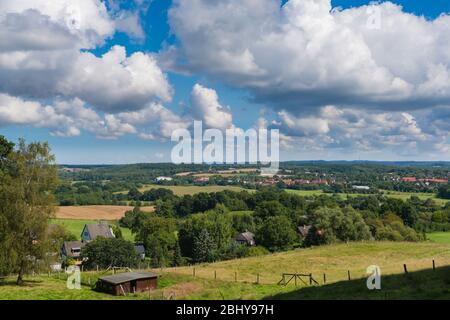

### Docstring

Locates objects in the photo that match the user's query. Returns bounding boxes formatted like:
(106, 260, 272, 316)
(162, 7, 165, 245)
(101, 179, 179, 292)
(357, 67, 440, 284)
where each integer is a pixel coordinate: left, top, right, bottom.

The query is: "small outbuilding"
(297, 225, 312, 239)
(96, 272, 158, 296)
(235, 231, 255, 246)
(134, 244, 146, 260)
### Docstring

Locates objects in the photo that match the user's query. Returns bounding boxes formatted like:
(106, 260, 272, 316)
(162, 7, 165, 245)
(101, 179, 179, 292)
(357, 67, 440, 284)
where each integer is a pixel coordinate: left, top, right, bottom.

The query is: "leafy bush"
(305, 207, 371, 246)
(81, 237, 138, 269)
(256, 215, 297, 251)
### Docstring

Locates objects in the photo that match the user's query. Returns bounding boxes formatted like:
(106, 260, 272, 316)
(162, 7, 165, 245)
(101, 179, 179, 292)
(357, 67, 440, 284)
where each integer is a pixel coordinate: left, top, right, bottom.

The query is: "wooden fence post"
(234, 272, 237, 282)
(403, 264, 408, 274)
(256, 273, 260, 284)
(433, 260, 436, 270)
(347, 270, 351, 281)
(193, 267, 196, 277)
(323, 273, 326, 284)
(214, 270, 217, 280)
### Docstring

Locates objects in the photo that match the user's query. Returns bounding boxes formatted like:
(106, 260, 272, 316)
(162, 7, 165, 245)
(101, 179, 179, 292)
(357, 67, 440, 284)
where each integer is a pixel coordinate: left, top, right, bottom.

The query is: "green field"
(286, 189, 450, 205)
(50, 219, 134, 242)
(164, 242, 450, 287)
(2, 241, 450, 300)
(427, 232, 450, 244)
(117, 184, 251, 196)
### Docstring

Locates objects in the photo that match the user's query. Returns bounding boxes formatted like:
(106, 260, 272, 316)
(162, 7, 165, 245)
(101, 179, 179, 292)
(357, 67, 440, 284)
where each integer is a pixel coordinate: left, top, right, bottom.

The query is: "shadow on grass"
(0, 278, 44, 288)
(265, 266, 450, 300)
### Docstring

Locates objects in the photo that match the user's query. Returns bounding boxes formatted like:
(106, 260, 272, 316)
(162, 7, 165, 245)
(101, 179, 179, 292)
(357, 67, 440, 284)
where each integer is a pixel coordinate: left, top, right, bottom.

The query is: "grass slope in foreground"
(1, 242, 450, 300)
(268, 266, 450, 300)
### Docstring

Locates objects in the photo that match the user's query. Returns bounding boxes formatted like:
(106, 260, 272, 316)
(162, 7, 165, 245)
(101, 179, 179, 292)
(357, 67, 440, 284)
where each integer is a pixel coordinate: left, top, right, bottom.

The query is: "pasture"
(2, 241, 450, 300)
(286, 189, 450, 205)
(50, 218, 135, 241)
(160, 242, 450, 287)
(427, 232, 450, 244)
(56, 205, 154, 220)
(129, 184, 251, 196)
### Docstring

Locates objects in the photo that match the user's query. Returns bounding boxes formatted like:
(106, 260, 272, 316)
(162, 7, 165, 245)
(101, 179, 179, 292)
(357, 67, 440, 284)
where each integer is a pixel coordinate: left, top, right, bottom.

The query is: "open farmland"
(50, 218, 134, 241)
(2, 242, 450, 300)
(286, 189, 450, 205)
(55, 205, 154, 220)
(160, 242, 450, 287)
(117, 184, 251, 196)
(427, 232, 450, 244)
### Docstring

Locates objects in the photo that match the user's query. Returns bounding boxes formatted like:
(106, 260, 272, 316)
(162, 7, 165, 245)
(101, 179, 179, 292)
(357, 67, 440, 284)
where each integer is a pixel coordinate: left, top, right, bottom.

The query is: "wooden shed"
(96, 272, 158, 296)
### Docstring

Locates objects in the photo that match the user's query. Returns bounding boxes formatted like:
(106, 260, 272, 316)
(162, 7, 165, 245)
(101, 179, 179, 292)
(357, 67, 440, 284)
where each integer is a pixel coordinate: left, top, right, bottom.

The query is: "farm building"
(235, 231, 255, 246)
(297, 225, 312, 238)
(134, 244, 146, 260)
(61, 240, 86, 265)
(96, 272, 158, 295)
(156, 176, 173, 182)
(81, 223, 115, 241)
(352, 185, 370, 190)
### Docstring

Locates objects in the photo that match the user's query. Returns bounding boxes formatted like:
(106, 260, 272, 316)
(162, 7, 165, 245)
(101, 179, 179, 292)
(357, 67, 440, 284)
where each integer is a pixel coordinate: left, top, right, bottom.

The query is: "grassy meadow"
(2, 241, 450, 300)
(116, 184, 251, 196)
(160, 242, 450, 286)
(50, 218, 134, 242)
(286, 189, 450, 205)
(427, 232, 450, 244)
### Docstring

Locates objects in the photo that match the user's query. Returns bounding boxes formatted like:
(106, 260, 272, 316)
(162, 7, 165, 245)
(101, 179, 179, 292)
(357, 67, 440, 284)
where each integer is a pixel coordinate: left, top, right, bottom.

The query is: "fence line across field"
(41, 259, 441, 289)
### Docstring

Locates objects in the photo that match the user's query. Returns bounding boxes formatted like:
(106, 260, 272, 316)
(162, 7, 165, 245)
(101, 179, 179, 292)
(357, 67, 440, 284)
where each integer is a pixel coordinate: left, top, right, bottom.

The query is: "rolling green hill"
(2, 242, 450, 300)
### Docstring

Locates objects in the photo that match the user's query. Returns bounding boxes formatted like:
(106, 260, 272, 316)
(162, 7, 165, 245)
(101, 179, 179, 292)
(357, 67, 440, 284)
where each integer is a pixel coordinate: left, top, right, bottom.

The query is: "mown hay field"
(55, 205, 154, 220)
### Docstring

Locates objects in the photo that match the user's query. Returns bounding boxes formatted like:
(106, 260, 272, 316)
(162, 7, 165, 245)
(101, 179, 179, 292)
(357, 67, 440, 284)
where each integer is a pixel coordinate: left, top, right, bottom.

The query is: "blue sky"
(1, 0, 450, 164)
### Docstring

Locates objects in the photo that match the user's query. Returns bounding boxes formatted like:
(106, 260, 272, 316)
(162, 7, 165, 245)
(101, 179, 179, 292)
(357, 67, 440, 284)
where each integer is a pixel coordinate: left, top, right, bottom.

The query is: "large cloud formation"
(167, 0, 450, 111)
(0, 0, 180, 139)
(164, 0, 450, 156)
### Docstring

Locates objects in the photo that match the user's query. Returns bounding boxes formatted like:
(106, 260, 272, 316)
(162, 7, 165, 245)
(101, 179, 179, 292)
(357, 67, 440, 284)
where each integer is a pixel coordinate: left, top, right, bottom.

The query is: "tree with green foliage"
(81, 237, 138, 269)
(254, 200, 288, 221)
(193, 229, 216, 263)
(256, 215, 297, 251)
(127, 187, 142, 201)
(137, 216, 177, 267)
(305, 207, 371, 246)
(172, 241, 183, 266)
(155, 199, 175, 217)
(230, 211, 255, 233)
(438, 185, 450, 200)
(141, 188, 175, 201)
(0, 139, 58, 284)
(119, 206, 150, 233)
(110, 224, 123, 240)
(0, 135, 14, 163)
(178, 206, 233, 259)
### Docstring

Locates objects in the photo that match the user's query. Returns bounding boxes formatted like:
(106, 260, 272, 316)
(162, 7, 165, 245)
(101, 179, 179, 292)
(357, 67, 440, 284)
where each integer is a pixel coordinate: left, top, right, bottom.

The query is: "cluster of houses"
(256, 178, 329, 187)
(60, 222, 145, 266)
(401, 177, 448, 184)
